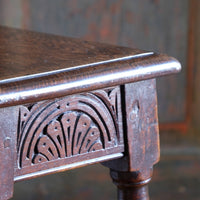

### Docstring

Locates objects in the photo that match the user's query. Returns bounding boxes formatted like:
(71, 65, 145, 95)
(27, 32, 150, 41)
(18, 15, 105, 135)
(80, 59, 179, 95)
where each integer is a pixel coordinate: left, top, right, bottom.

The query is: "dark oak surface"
(0, 26, 146, 82)
(0, 26, 180, 108)
(0, 26, 181, 200)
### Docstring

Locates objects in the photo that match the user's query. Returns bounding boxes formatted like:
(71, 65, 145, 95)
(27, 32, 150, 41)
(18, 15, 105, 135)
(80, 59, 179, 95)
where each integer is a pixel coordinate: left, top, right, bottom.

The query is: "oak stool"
(0, 26, 181, 200)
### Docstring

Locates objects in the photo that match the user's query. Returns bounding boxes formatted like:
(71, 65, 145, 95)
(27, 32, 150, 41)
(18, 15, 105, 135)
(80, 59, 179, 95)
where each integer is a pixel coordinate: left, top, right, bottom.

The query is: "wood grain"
(103, 79, 159, 200)
(0, 26, 180, 108)
(0, 26, 145, 81)
(0, 107, 18, 200)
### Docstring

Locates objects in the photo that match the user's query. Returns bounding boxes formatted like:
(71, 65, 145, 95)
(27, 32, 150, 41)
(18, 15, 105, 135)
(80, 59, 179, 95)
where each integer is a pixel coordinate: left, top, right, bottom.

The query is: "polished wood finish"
(0, 26, 181, 200)
(110, 170, 151, 200)
(0, 26, 180, 108)
(0, 26, 145, 81)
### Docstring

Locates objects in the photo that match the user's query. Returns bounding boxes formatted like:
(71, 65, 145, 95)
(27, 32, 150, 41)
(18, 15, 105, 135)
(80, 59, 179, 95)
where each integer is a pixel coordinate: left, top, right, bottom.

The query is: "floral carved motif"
(17, 87, 122, 169)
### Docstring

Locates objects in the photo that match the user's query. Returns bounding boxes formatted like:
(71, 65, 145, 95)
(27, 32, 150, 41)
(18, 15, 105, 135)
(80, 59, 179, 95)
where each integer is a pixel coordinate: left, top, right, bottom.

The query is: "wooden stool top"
(0, 26, 181, 108)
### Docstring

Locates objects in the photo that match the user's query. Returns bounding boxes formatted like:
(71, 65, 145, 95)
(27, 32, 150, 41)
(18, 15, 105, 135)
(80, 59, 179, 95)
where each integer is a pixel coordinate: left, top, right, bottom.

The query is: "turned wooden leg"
(103, 80, 160, 200)
(110, 170, 152, 200)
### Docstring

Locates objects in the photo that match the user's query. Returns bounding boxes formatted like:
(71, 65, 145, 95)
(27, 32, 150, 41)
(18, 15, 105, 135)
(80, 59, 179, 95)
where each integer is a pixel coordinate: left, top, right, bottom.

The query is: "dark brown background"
(0, 0, 200, 199)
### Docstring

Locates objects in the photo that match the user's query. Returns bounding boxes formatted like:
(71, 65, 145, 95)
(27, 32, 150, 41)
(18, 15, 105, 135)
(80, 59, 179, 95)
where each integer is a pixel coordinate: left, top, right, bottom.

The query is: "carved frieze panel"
(16, 87, 123, 174)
